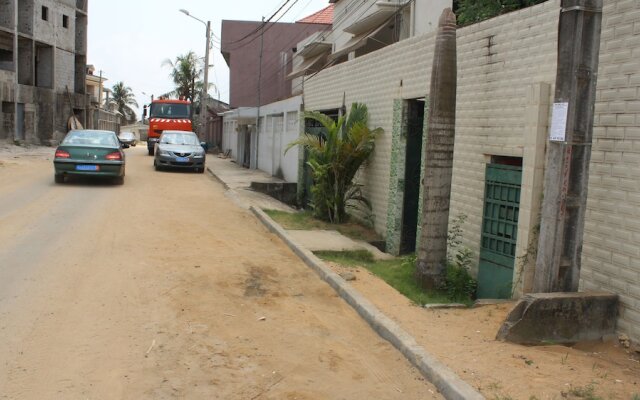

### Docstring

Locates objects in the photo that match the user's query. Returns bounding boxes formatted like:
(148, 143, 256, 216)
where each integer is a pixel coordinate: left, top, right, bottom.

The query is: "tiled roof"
(297, 4, 334, 25)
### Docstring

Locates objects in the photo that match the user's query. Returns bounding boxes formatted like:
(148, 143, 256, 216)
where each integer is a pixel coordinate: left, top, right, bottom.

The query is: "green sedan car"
(53, 129, 125, 184)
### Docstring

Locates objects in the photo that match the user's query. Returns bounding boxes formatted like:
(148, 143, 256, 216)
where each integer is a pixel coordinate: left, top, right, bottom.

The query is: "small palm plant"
(287, 103, 382, 223)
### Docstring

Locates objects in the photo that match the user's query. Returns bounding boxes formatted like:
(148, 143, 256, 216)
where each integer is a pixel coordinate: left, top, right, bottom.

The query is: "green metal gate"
(477, 164, 522, 299)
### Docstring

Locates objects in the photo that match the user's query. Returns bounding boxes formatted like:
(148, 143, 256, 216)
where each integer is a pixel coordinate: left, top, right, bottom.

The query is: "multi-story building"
(0, 0, 88, 144)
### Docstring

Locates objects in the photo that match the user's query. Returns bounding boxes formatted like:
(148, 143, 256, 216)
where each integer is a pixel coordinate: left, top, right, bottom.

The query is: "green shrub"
(442, 248, 477, 302)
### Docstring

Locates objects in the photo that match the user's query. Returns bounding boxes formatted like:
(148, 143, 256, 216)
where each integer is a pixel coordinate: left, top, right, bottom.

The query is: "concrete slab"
(496, 292, 618, 345)
(207, 158, 393, 259)
(287, 230, 394, 260)
(207, 156, 284, 190)
(206, 157, 294, 213)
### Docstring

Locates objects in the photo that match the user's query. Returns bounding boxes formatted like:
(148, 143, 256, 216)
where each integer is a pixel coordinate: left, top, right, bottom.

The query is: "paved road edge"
(250, 206, 485, 400)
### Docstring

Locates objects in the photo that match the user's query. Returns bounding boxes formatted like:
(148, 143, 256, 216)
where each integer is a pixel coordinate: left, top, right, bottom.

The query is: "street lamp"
(179, 9, 211, 139)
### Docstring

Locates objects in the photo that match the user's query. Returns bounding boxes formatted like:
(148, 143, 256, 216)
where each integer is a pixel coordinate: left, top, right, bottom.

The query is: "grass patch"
(264, 209, 382, 243)
(565, 384, 603, 400)
(315, 250, 455, 306)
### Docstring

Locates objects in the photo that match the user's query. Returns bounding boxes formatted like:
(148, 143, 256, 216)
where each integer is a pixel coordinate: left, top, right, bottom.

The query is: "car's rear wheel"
(54, 174, 64, 184)
(198, 167, 205, 173)
(114, 176, 124, 185)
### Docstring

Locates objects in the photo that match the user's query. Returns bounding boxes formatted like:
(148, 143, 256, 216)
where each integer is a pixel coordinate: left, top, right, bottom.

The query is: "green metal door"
(477, 164, 522, 299)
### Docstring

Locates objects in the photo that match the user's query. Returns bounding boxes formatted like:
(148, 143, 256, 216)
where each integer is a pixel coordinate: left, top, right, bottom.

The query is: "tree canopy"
(109, 81, 138, 124)
(162, 51, 203, 103)
(454, 0, 547, 25)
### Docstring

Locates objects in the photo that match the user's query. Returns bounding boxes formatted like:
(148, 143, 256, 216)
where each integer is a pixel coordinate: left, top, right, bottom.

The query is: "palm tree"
(162, 51, 204, 119)
(287, 103, 382, 223)
(109, 81, 138, 124)
(416, 8, 457, 290)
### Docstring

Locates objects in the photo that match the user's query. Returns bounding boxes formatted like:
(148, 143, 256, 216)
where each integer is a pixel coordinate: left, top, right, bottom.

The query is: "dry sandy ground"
(328, 262, 640, 400)
(0, 143, 440, 399)
(1, 141, 638, 400)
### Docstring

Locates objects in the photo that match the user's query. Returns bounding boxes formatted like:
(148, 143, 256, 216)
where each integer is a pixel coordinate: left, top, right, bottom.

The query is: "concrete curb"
(250, 206, 485, 400)
(206, 166, 230, 190)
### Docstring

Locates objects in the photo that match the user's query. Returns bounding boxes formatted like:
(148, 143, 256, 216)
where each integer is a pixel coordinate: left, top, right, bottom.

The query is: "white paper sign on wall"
(549, 102, 569, 142)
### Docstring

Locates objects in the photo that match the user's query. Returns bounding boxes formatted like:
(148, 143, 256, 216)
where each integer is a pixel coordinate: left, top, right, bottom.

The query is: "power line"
(225, 0, 302, 52)
(222, 0, 293, 46)
(252, 0, 373, 83)
(257, 0, 390, 95)
(289, 0, 415, 94)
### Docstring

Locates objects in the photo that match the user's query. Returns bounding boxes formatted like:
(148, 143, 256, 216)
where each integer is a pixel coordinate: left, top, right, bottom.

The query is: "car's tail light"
(55, 149, 70, 158)
(105, 151, 122, 161)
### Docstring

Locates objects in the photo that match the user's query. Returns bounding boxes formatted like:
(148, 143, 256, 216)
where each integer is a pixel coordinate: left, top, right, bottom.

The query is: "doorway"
(477, 157, 523, 298)
(399, 99, 425, 254)
(15, 103, 25, 141)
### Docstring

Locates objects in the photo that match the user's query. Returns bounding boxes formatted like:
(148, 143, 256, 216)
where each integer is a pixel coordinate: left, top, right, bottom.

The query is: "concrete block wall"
(304, 1, 559, 246)
(54, 2, 75, 53)
(582, 0, 640, 342)
(222, 119, 238, 160)
(305, 32, 437, 235)
(33, 0, 55, 44)
(450, 1, 559, 292)
(0, 0, 13, 30)
(54, 48, 74, 92)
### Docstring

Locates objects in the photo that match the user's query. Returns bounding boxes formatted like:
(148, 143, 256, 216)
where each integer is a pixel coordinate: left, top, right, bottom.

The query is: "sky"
(87, 0, 330, 117)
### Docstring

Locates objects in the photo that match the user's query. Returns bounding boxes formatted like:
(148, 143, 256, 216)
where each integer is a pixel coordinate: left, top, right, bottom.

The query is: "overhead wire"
(252, 0, 375, 86)
(258, 0, 400, 96)
(225, 0, 302, 52)
(288, 0, 415, 94)
(222, 0, 293, 46)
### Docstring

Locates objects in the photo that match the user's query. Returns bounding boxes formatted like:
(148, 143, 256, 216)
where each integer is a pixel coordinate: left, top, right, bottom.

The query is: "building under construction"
(0, 0, 88, 144)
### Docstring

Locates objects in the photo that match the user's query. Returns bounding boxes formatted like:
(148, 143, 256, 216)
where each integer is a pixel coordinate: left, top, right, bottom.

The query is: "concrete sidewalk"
(206, 156, 391, 259)
(206, 156, 294, 212)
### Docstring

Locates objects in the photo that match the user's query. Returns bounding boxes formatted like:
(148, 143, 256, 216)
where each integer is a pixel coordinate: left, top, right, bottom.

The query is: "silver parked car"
(118, 131, 137, 147)
(153, 130, 206, 173)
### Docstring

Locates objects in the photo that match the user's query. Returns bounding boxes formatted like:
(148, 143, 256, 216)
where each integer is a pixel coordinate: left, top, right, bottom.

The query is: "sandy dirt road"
(0, 144, 440, 399)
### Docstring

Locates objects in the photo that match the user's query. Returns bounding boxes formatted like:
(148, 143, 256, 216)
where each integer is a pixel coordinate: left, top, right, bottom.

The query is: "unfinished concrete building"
(0, 0, 88, 144)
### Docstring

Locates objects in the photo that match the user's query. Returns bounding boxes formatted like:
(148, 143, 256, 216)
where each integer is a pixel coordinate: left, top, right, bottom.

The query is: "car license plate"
(175, 157, 189, 162)
(76, 164, 99, 171)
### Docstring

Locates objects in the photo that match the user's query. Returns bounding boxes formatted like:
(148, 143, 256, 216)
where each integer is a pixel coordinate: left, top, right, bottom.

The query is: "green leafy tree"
(287, 103, 382, 223)
(162, 51, 217, 122)
(454, 0, 547, 25)
(162, 51, 204, 120)
(109, 81, 138, 124)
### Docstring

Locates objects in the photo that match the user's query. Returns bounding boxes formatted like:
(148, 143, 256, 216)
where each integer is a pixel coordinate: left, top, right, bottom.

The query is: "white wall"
(256, 96, 301, 182)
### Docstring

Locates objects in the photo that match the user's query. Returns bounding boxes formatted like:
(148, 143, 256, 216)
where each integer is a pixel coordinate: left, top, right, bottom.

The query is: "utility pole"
(202, 20, 211, 139)
(533, 0, 603, 292)
(178, 9, 210, 139)
(98, 70, 103, 109)
(13, 0, 18, 141)
(255, 16, 265, 169)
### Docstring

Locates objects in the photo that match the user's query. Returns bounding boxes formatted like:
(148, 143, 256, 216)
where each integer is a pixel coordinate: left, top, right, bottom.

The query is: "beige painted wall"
(305, 0, 638, 342)
(581, 0, 640, 342)
(304, 2, 560, 292)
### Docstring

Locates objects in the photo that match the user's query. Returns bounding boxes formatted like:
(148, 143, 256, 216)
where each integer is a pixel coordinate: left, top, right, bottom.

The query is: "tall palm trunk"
(416, 8, 457, 289)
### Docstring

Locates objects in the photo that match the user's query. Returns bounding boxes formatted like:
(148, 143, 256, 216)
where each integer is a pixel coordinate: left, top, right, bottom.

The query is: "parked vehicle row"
(118, 131, 137, 147)
(52, 129, 207, 185)
(53, 129, 125, 184)
(153, 130, 206, 173)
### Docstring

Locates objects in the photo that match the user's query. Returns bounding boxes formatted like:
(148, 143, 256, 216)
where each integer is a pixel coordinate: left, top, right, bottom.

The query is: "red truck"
(146, 98, 192, 155)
